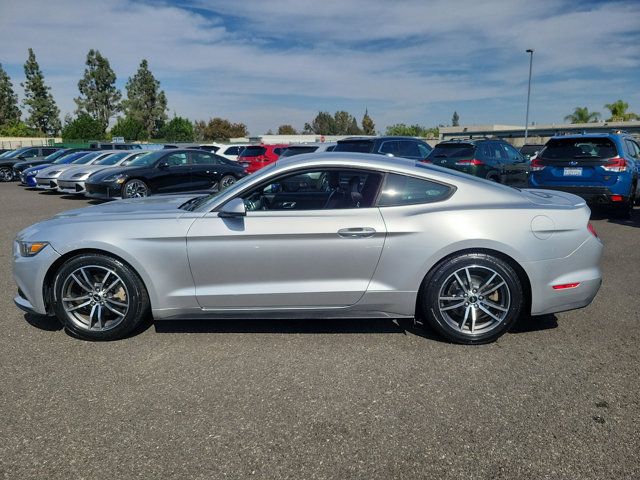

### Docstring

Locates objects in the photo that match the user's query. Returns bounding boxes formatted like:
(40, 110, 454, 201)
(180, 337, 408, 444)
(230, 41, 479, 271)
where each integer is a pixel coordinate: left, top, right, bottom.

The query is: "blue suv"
(528, 132, 640, 218)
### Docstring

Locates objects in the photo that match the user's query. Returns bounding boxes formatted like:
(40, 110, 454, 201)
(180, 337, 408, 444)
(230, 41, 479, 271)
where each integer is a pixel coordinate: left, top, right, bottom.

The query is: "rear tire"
(0, 167, 13, 182)
(219, 174, 236, 190)
(52, 253, 150, 341)
(420, 253, 523, 344)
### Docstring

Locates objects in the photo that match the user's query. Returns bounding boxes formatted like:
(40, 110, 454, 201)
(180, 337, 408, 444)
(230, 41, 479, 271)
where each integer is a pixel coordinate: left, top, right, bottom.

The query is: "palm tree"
(604, 100, 638, 122)
(564, 107, 600, 124)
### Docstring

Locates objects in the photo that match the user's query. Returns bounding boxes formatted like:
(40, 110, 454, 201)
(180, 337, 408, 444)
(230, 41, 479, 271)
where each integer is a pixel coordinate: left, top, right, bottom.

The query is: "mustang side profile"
(13, 154, 603, 343)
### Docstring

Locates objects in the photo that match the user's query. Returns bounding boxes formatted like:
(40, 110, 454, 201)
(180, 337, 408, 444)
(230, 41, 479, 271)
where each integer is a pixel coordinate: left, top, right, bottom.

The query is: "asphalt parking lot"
(0, 183, 638, 480)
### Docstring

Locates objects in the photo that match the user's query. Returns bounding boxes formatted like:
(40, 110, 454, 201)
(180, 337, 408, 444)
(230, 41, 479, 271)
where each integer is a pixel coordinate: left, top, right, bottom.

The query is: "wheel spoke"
(478, 303, 502, 322)
(65, 299, 92, 312)
(105, 297, 128, 308)
(88, 303, 98, 329)
(465, 268, 473, 290)
(103, 278, 121, 294)
(480, 280, 505, 296)
(63, 295, 90, 302)
(103, 302, 125, 317)
(481, 299, 508, 312)
(80, 268, 94, 290)
(453, 272, 466, 291)
(71, 273, 92, 292)
(471, 306, 477, 332)
(479, 272, 497, 292)
(439, 296, 462, 301)
(101, 270, 111, 287)
(96, 305, 103, 329)
(441, 300, 466, 311)
(459, 306, 471, 330)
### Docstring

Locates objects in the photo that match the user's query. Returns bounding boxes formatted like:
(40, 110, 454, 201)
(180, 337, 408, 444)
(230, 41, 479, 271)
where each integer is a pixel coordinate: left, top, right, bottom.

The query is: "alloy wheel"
(437, 265, 511, 335)
(60, 265, 130, 332)
(124, 180, 148, 198)
(0, 167, 13, 182)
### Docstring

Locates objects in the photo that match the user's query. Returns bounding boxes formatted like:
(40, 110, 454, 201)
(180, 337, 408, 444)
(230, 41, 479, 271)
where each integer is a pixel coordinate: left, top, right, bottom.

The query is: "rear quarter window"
(240, 146, 266, 157)
(377, 173, 453, 206)
(334, 140, 375, 153)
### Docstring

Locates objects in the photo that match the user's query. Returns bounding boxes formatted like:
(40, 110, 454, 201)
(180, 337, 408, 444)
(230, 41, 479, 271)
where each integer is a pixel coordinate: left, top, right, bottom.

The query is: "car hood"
(58, 164, 114, 180)
(14, 159, 51, 170)
(89, 165, 143, 181)
(24, 163, 53, 175)
(54, 194, 200, 219)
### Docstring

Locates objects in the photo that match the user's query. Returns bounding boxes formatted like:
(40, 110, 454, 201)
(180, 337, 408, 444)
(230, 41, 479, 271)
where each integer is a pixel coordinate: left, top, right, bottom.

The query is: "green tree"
(196, 117, 248, 140)
(385, 123, 439, 138)
(0, 121, 37, 137)
(333, 111, 355, 135)
(161, 116, 194, 142)
(21, 48, 61, 135)
(603, 100, 638, 122)
(564, 106, 600, 124)
(74, 49, 122, 132)
(347, 117, 362, 135)
(304, 111, 336, 135)
(277, 124, 298, 135)
(61, 113, 105, 140)
(122, 59, 168, 138)
(0, 63, 21, 125)
(110, 116, 146, 141)
(452, 111, 459, 126)
(361, 109, 375, 135)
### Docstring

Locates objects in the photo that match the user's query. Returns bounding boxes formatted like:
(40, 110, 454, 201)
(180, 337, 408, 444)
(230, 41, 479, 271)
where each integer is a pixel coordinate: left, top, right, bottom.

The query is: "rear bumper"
(524, 235, 603, 316)
(529, 185, 629, 205)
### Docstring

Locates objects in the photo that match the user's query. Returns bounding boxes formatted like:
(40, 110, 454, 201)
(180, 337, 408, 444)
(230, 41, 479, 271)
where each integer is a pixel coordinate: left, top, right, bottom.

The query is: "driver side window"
(240, 169, 382, 211)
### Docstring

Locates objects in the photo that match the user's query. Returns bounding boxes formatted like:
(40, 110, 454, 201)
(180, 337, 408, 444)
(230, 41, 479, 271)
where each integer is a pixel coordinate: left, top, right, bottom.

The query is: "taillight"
(610, 194, 624, 202)
(602, 157, 626, 172)
(455, 159, 484, 166)
(530, 158, 545, 171)
(552, 283, 581, 290)
(587, 222, 598, 238)
(420, 159, 432, 164)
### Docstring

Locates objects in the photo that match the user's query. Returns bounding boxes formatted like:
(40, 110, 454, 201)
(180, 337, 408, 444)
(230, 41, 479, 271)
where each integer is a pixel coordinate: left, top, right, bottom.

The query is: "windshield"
(280, 146, 318, 157)
(127, 150, 166, 167)
(239, 146, 266, 158)
(183, 163, 278, 211)
(333, 141, 374, 153)
(72, 152, 103, 164)
(96, 152, 129, 165)
(428, 144, 475, 159)
(43, 149, 69, 161)
(0, 150, 17, 158)
(539, 138, 617, 160)
(53, 152, 86, 164)
(3, 148, 29, 159)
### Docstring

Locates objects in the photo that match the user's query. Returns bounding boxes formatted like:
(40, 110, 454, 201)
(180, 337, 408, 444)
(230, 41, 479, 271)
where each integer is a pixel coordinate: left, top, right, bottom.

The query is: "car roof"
(338, 136, 422, 142)
(549, 132, 630, 140)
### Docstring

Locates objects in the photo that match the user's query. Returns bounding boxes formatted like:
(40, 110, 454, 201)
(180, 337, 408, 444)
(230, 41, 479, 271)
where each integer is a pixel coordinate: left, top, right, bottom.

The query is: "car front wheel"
(122, 179, 149, 198)
(52, 253, 150, 340)
(219, 174, 236, 190)
(420, 253, 523, 344)
(0, 166, 14, 182)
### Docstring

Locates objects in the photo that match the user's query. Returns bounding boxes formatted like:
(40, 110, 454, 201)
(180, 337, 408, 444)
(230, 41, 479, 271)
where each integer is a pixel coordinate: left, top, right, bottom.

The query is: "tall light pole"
(524, 48, 534, 143)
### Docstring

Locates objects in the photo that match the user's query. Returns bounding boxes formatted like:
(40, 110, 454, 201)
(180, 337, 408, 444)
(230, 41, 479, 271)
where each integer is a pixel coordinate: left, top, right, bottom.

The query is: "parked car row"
(3, 133, 639, 219)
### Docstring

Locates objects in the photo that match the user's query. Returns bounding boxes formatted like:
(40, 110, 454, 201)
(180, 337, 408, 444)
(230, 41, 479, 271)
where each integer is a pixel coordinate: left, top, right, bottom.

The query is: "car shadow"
(591, 206, 640, 228)
(154, 317, 412, 335)
(23, 313, 63, 332)
(509, 314, 558, 334)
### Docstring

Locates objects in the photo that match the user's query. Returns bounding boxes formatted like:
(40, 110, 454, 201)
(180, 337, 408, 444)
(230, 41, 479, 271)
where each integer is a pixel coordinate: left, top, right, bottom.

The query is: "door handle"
(281, 201, 296, 209)
(337, 227, 376, 238)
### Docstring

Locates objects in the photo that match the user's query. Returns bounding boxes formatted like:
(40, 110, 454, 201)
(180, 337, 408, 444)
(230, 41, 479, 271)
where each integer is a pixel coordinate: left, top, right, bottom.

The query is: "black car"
(0, 146, 62, 181)
(85, 149, 247, 199)
(520, 144, 545, 160)
(333, 136, 433, 161)
(426, 138, 529, 187)
(12, 148, 88, 177)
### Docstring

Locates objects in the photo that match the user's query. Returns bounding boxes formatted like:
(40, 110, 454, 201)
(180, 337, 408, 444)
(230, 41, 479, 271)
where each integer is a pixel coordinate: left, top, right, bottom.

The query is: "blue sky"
(1, 0, 639, 135)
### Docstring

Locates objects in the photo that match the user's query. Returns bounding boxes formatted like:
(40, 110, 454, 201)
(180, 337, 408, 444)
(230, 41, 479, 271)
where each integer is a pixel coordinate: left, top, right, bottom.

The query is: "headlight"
(102, 173, 127, 184)
(47, 170, 61, 176)
(72, 172, 89, 179)
(18, 241, 49, 257)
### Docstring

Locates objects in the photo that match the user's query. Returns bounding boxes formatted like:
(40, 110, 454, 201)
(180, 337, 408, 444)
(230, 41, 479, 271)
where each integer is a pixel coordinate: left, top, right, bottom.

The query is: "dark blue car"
(21, 152, 90, 187)
(528, 132, 640, 218)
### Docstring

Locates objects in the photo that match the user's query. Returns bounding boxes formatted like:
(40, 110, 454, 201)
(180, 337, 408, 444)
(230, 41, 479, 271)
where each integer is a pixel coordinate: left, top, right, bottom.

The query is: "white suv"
(199, 143, 249, 161)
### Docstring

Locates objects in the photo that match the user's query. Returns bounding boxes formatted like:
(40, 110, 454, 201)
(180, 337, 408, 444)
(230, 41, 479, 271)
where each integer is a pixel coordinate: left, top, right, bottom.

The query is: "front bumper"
(85, 182, 121, 199)
(58, 179, 86, 194)
(13, 243, 61, 315)
(35, 177, 59, 190)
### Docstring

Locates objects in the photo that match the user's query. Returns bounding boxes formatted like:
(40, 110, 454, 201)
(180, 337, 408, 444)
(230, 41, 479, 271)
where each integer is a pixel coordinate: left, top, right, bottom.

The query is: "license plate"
(563, 167, 582, 176)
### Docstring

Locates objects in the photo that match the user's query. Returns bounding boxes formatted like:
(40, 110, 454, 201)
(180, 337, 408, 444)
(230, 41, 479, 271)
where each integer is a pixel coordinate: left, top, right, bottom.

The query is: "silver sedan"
(13, 153, 603, 343)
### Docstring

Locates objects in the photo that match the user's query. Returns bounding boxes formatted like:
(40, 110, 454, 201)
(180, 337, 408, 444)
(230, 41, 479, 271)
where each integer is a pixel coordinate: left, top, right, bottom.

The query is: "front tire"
(420, 253, 523, 344)
(218, 174, 236, 190)
(52, 254, 150, 340)
(122, 179, 149, 198)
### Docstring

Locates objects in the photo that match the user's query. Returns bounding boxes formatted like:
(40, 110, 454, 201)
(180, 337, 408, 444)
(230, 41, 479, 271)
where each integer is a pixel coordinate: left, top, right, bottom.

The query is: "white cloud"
(0, 0, 638, 133)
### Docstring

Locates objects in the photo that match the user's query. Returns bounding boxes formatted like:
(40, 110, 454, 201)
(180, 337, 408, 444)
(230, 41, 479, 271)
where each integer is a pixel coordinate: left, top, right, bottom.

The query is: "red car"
(239, 144, 288, 173)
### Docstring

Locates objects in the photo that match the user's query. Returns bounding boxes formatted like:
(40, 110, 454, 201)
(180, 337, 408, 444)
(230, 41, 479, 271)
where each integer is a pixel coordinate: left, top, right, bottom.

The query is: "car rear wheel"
(219, 174, 236, 190)
(122, 179, 148, 198)
(52, 253, 150, 341)
(0, 167, 13, 182)
(420, 253, 523, 344)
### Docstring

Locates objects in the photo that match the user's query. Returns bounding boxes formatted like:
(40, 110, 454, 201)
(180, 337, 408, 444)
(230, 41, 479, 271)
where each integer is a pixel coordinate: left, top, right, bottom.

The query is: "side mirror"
(218, 197, 246, 218)
(386, 153, 395, 157)
(158, 161, 170, 169)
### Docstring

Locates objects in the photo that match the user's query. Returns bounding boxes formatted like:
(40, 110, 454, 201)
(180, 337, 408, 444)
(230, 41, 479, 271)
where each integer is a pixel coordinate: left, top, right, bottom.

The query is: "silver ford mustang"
(13, 153, 603, 343)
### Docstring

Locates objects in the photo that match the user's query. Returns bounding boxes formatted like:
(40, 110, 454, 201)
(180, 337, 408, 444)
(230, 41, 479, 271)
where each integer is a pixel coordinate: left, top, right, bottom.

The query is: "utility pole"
(524, 49, 534, 143)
